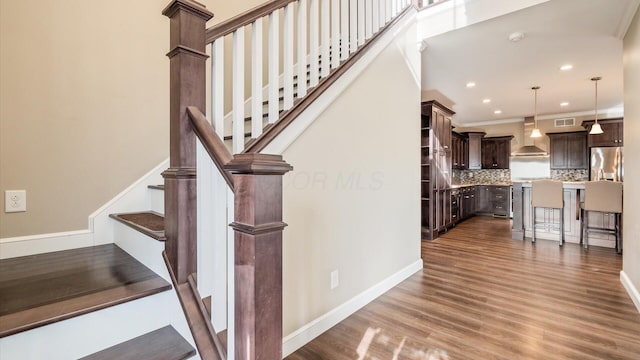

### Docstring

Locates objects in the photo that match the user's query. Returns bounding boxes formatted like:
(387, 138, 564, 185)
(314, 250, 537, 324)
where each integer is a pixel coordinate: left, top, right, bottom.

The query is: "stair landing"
(0, 244, 171, 337)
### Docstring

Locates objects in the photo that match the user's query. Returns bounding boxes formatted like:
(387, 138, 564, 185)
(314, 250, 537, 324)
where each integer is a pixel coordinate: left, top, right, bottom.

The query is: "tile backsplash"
(452, 168, 589, 185)
(453, 169, 511, 185)
(551, 169, 588, 181)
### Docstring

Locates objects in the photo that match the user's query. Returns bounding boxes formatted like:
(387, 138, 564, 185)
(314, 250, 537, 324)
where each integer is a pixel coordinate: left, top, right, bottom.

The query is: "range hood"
(511, 116, 548, 156)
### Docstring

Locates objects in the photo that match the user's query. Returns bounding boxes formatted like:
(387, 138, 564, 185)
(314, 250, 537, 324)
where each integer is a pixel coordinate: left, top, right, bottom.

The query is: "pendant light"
(530, 86, 542, 138)
(590, 77, 604, 135)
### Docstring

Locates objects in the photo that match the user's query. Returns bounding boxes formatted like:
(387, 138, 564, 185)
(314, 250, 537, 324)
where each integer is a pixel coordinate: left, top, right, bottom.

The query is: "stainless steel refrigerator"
(590, 147, 623, 181)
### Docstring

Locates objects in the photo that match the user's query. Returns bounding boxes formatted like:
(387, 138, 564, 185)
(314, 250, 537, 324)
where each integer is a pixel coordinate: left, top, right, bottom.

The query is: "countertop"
(515, 181, 585, 189)
(451, 183, 512, 189)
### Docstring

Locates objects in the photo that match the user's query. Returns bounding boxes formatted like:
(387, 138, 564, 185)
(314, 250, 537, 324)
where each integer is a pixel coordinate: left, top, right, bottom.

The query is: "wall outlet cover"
(5, 190, 26, 213)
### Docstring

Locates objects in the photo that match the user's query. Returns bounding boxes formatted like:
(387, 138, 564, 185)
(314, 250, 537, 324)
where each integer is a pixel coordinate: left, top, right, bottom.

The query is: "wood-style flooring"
(287, 216, 640, 359)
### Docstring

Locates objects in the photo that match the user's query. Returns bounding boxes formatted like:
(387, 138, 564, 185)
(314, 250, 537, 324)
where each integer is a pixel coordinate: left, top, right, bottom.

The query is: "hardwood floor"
(287, 216, 640, 359)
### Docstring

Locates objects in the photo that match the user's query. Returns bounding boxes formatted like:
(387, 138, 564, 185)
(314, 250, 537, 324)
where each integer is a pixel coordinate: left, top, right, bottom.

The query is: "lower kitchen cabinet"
(476, 185, 511, 217)
(461, 186, 476, 220)
(451, 186, 477, 226)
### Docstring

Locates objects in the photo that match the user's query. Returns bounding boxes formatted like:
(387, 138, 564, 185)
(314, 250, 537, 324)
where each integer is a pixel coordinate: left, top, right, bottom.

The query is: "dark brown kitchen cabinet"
(460, 186, 476, 220)
(421, 100, 454, 240)
(547, 131, 588, 169)
(582, 118, 623, 147)
(452, 132, 468, 170)
(476, 185, 510, 217)
(481, 136, 513, 169)
(476, 186, 492, 214)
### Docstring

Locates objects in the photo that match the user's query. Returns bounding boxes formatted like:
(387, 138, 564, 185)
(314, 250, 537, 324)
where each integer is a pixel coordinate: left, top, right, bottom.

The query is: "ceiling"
(421, 0, 638, 125)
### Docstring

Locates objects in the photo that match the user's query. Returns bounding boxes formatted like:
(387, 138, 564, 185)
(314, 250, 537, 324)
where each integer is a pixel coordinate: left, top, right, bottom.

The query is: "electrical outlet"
(330, 270, 339, 289)
(5, 190, 26, 213)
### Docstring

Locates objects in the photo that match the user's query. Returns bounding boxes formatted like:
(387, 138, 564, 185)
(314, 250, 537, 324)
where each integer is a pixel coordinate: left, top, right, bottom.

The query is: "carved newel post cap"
(162, 0, 213, 19)
(225, 153, 293, 175)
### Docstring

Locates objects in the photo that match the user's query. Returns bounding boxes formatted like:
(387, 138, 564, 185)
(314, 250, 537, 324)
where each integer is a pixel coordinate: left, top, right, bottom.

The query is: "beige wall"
(623, 7, 640, 297)
(0, 0, 265, 238)
(281, 30, 421, 335)
(0, 0, 170, 237)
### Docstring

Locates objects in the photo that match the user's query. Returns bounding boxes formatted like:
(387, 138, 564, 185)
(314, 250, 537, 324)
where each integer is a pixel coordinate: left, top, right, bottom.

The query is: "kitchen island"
(512, 181, 618, 249)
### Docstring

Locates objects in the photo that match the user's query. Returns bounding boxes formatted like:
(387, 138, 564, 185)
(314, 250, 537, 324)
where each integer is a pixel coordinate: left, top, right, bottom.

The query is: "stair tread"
(110, 211, 166, 241)
(0, 244, 171, 337)
(148, 184, 164, 190)
(79, 325, 195, 360)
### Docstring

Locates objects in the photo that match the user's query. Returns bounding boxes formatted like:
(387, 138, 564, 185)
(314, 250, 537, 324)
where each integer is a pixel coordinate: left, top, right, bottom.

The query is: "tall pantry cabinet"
(421, 100, 454, 240)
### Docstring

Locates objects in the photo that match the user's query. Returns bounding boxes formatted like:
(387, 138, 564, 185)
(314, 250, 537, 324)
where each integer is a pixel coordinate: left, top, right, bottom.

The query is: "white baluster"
(379, 0, 385, 27)
(321, 0, 330, 77)
(251, 18, 263, 138)
(391, 0, 396, 17)
(284, 3, 294, 110)
(212, 39, 224, 138)
(331, 0, 340, 69)
(268, 10, 280, 124)
(372, 0, 379, 34)
(340, 0, 349, 60)
(232, 27, 245, 154)
(226, 188, 235, 360)
(358, 0, 365, 46)
(387, 0, 392, 22)
(349, 0, 357, 54)
(365, 0, 372, 39)
(298, 0, 308, 98)
(310, 0, 320, 87)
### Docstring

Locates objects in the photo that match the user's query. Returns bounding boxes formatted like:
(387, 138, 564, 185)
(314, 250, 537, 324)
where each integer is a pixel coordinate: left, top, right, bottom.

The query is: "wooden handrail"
(205, 0, 296, 43)
(187, 106, 235, 190)
(163, 252, 227, 360)
(243, 5, 414, 153)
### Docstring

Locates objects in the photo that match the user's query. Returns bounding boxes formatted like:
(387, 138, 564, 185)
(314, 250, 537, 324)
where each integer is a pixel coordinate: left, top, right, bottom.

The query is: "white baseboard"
(621, 270, 640, 313)
(282, 259, 423, 357)
(0, 159, 169, 259)
(0, 230, 93, 259)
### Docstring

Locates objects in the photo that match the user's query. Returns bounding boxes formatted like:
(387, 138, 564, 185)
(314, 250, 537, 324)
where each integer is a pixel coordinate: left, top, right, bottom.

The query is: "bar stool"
(581, 181, 623, 253)
(531, 180, 564, 246)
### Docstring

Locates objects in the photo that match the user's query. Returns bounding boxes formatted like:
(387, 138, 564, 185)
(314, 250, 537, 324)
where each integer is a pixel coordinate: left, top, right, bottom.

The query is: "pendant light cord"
(594, 78, 599, 124)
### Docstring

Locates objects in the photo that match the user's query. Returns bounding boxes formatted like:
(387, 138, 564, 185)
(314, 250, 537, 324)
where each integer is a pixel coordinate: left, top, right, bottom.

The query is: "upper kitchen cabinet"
(582, 118, 624, 147)
(466, 132, 485, 170)
(481, 136, 513, 169)
(452, 131, 468, 170)
(547, 131, 588, 169)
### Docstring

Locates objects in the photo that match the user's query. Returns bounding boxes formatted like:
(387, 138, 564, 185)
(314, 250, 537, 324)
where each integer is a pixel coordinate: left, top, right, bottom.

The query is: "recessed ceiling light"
(466, 82, 476, 88)
(560, 102, 569, 107)
(483, 99, 491, 104)
(560, 64, 573, 71)
(494, 110, 502, 114)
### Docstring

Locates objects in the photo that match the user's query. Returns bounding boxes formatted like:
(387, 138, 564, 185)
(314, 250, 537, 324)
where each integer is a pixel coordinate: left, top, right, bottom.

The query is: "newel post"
(225, 153, 293, 360)
(162, 0, 213, 284)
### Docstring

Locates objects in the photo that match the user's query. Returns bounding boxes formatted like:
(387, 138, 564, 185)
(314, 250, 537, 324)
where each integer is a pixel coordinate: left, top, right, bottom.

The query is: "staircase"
(0, 0, 416, 359)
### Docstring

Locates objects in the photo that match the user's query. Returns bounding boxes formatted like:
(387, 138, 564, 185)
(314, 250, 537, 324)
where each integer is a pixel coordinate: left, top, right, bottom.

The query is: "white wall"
(622, 6, 640, 310)
(279, 20, 422, 340)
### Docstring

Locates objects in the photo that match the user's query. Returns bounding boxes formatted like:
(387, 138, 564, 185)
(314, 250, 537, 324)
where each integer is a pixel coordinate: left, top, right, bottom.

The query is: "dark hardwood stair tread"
(110, 211, 166, 241)
(148, 184, 164, 190)
(0, 244, 171, 337)
(79, 325, 195, 360)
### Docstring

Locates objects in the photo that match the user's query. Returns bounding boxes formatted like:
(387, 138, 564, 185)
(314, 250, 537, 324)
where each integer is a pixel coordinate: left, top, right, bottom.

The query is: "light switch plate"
(5, 190, 26, 212)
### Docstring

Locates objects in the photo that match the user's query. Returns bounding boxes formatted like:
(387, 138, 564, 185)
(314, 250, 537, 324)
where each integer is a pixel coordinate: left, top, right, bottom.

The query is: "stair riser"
(0, 291, 197, 360)
(148, 188, 165, 215)
(113, 222, 168, 281)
